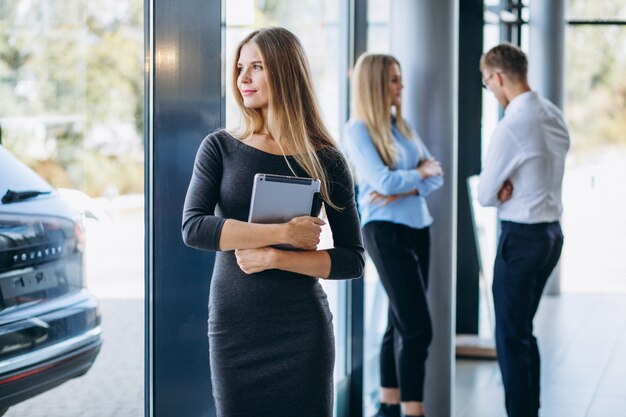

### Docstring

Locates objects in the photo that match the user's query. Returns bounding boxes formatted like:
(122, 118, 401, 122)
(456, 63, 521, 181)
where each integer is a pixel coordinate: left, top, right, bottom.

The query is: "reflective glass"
(362, 0, 390, 414)
(225, 0, 340, 138)
(562, 25, 626, 293)
(567, 0, 626, 20)
(0, 0, 144, 415)
(223, 0, 347, 393)
(367, 0, 390, 54)
(477, 22, 534, 348)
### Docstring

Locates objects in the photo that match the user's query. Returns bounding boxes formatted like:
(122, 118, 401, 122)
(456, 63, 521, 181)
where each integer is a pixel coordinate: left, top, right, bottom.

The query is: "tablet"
(248, 173, 322, 224)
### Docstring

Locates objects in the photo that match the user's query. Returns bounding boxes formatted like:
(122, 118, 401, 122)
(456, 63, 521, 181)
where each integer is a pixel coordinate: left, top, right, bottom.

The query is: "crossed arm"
(182, 137, 364, 280)
(369, 157, 444, 205)
(477, 126, 520, 207)
(219, 216, 333, 278)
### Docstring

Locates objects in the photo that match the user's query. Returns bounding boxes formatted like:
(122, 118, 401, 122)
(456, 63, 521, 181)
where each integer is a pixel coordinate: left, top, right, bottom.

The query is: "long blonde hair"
(231, 27, 340, 210)
(350, 53, 413, 168)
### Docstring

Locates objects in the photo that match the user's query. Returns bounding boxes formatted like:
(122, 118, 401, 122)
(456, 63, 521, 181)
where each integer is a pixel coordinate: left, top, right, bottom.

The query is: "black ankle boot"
(374, 403, 401, 417)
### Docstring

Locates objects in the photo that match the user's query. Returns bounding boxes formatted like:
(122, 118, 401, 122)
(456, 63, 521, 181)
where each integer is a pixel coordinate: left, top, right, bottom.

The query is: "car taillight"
(74, 218, 86, 253)
(74, 216, 88, 289)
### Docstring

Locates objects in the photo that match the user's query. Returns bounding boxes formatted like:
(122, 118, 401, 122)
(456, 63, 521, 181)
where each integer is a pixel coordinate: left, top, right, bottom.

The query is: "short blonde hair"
(480, 43, 528, 82)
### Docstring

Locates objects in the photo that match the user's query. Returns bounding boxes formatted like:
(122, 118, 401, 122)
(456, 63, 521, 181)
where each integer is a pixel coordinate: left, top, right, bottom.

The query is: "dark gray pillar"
(391, 1, 458, 416)
(456, 0, 484, 335)
(340, 1, 368, 415)
(529, 0, 565, 295)
(146, 0, 222, 416)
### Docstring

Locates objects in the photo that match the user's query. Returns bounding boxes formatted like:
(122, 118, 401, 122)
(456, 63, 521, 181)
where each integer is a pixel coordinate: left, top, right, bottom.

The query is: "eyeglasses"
(481, 72, 495, 89)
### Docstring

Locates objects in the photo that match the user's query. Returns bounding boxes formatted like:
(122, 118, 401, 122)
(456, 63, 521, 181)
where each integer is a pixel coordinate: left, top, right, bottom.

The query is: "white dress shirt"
(478, 91, 570, 223)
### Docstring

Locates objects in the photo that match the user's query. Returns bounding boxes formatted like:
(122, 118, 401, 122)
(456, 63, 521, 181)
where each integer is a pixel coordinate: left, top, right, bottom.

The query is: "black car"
(0, 145, 102, 415)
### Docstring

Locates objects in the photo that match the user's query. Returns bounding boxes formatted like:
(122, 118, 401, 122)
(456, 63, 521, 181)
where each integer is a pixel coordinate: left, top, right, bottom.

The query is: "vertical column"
(456, 0, 484, 335)
(529, 0, 566, 295)
(391, 1, 458, 416)
(529, 0, 566, 108)
(341, 1, 368, 416)
(146, 0, 222, 416)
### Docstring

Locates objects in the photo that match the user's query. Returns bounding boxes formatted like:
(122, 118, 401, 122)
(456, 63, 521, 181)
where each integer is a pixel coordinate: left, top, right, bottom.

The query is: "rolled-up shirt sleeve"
(181, 134, 226, 251)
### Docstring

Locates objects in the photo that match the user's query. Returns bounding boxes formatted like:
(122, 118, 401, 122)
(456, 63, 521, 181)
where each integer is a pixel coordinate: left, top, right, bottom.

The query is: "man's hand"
(417, 157, 444, 179)
(498, 180, 513, 202)
(370, 190, 418, 206)
(235, 247, 276, 274)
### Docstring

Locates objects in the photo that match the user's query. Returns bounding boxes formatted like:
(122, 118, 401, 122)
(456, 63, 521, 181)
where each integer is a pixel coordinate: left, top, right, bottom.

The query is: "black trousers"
(493, 221, 563, 417)
(363, 221, 432, 402)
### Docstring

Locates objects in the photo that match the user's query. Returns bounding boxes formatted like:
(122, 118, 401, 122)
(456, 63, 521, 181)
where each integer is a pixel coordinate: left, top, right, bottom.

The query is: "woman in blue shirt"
(343, 53, 444, 417)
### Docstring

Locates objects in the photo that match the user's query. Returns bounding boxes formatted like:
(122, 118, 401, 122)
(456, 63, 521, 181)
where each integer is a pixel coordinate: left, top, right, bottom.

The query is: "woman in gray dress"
(181, 27, 365, 417)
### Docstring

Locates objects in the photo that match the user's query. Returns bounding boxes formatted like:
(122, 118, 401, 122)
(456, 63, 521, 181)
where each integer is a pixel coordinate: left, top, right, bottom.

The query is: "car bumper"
(0, 326, 102, 408)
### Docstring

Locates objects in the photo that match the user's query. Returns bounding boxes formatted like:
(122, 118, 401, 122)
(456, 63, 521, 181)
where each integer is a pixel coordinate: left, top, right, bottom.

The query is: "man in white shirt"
(478, 43, 570, 417)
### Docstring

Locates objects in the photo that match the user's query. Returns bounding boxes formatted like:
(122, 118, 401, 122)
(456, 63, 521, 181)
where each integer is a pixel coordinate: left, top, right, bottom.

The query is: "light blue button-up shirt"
(342, 118, 443, 229)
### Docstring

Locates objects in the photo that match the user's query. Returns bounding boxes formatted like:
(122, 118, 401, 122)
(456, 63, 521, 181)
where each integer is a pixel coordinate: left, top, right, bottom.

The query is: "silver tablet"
(248, 173, 322, 224)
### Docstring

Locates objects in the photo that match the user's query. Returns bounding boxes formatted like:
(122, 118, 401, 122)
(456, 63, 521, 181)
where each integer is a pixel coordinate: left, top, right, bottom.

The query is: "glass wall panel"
(367, 0, 390, 54)
(567, 0, 626, 21)
(361, 0, 390, 414)
(562, 23, 626, 293)
(0, 0, 144, 415)
(478, 12, 529, 325)
(223, 0, 348, 409)
(473, 21, 501, 340)
(224, 0, 340, 138)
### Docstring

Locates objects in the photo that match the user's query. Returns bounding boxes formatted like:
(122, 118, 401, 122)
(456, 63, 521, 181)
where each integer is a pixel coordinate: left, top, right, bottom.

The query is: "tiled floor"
(455, 294, 626, 417)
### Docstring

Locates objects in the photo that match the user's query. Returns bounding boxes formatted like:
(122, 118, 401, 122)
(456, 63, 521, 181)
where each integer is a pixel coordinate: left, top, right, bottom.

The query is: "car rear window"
(0, 146, 54, 200)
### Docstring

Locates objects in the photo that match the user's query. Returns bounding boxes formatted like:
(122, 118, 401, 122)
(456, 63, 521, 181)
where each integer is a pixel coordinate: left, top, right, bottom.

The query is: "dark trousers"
(493, 221, 563, 417)
(363, 221, 432, 402)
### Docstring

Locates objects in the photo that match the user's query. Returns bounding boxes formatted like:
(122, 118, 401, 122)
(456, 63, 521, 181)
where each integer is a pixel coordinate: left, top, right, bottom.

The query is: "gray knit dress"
(181, 130, 365, 417)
